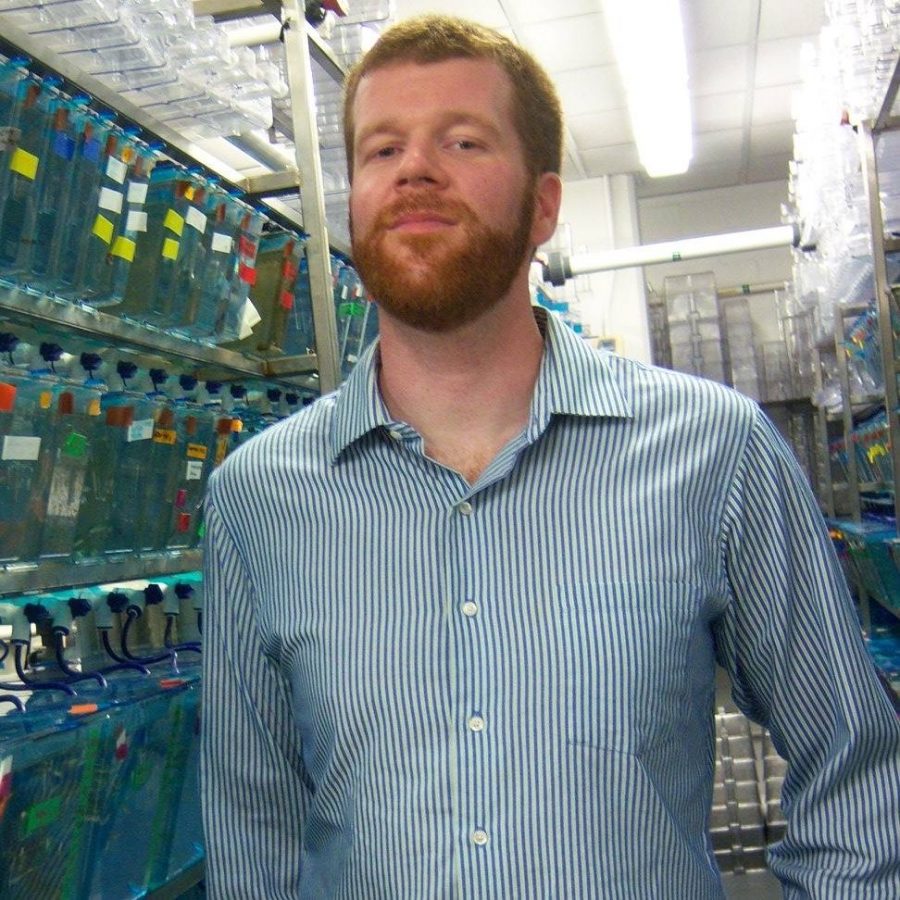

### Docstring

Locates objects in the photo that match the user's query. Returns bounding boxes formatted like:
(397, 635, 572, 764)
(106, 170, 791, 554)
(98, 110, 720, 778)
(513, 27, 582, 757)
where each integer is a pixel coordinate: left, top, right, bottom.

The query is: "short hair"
(342, 14, 564, 181)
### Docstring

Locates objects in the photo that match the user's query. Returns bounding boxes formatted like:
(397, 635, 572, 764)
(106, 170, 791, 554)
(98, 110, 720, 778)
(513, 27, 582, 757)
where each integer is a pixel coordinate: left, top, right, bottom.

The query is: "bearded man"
(201, 15, 900, 899)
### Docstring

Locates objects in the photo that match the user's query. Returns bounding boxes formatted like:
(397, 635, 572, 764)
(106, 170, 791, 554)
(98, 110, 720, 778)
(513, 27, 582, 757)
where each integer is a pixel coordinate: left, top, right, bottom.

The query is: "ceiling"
(392, 0, 826, 199)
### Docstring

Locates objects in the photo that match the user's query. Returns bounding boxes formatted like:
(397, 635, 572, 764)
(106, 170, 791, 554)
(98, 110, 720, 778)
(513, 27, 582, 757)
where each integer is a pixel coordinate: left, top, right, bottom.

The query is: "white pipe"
(226, 22, 283, 48)
(543, 223, 800, 285)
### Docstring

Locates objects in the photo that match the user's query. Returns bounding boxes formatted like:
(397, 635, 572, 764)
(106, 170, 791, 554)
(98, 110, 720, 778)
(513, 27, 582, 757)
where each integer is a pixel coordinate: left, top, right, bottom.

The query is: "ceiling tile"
(582, 143, 641, 177)
(568, 109, 632, 149)
(518, 13, 614, 71)
(693, 93, 747, 133)
(749, 121, 795, 159)
(553, 65, 624, 116)
(751, 84, 797, 125)
(692, 129, 745, 166)
(758, 0, 825, 41)
(690, 45, 750, 96)
(754, 37, 809, 88)
(508, 0, 599, 25)
(636, 163, 746, 199)
(746, 152, 792, 184)
(393, 0, 509, 29)
(683, 0, 756, 51)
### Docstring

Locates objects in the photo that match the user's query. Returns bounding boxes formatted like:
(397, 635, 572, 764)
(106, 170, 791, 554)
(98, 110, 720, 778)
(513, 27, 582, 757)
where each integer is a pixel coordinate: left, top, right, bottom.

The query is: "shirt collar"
(330, 306, 632, 461)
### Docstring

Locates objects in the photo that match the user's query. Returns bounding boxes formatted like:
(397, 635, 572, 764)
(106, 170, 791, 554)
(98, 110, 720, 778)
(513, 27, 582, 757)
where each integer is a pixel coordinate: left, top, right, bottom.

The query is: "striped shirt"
(201, 308, 900, 899)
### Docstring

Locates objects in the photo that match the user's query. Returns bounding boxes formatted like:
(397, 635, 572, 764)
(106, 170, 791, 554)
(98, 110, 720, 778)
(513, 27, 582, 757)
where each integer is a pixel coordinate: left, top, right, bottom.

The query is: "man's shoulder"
(604, 352, 759, 420)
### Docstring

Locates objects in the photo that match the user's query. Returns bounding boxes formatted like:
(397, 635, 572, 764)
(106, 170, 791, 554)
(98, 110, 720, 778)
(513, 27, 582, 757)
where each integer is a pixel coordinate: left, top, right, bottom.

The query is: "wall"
(638, 180, 795, 345)
(550, 174, 652, 363)
(548, 177, 795, 363)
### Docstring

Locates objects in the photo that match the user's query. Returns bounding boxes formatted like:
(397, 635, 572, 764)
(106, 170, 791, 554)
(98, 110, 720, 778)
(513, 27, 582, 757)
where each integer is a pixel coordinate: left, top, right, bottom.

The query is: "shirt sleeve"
(715, 407, 900, 898)
(201, 491, 313, 898)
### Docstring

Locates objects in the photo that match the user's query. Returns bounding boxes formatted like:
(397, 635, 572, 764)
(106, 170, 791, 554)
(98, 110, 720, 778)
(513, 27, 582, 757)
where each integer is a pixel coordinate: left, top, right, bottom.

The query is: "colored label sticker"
(211, 231, 232, 254)
(111, 236, 136, 262)
(280, 289, 293, 310)
(10, 146, 38, 179)
(92, 214, 115, 246)
(238, 262, 256, 285)
(106, 155, 128, 184)
(98, 186, 123, 214)
(161, 237, 179, 261)
(126, 418, 154, 442)
(185, 205, 207, 234)
(163, 209, 184, 236)
(61, 431, 88, 457)
(186, 459, 203, 480)
(126, 180, 148, 205)
(39, 391, 52, 409)
(153, 428, 177, 445)
(53, 131, 75, 160)
(2, 435, 41, 460)
(87, 398, 101, 416)
(24, 795, 61, 837)
(126, 210, 148, 233)
(82, 137, 100, 163)
(186, 443, 208, 460)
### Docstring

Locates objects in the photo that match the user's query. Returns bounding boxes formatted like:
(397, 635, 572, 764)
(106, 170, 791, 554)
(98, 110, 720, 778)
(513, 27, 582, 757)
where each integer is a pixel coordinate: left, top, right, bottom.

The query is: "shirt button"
(461, 600, 478, 617)
(468, 715, 485, 732)
(457, 501, 473, 516)
(471, 829, 488, 846)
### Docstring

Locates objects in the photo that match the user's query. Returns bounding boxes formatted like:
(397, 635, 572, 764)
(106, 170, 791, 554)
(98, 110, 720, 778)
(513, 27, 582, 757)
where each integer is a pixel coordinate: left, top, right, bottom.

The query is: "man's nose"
(395, 143, 445, 188)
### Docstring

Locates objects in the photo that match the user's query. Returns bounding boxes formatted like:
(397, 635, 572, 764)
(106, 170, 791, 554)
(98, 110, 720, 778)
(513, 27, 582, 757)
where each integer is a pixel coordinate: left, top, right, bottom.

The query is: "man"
(201, 15, 899, 898)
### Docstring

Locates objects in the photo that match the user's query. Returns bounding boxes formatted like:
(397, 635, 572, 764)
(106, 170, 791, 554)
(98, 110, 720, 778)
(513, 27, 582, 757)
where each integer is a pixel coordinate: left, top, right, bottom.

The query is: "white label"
(126, 180, 148, 205)
(126, 210, 148, 233)
(211, 231, 232, 254)
(106, 155, 128, 184)
(98, 186, 124, 214)
(238, 299, 262, 340)
(185, 460, 203, 481)
(186, 206, 207, 234)
(2, 435, 41, 461)
(126, 418, 154, 442)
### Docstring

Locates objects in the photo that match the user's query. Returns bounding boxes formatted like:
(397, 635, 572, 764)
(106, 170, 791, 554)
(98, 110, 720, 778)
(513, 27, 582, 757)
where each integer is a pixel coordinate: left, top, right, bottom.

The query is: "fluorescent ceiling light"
(602, 0, 693, 177)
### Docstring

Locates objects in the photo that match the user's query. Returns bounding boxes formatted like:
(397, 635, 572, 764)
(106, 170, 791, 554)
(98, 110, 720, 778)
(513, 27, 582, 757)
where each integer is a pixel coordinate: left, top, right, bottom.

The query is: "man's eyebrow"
(355, 112, 504, 147)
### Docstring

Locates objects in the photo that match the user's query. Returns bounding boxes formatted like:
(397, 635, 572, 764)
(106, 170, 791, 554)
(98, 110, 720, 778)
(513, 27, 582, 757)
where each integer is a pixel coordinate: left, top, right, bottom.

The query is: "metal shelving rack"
(0, 0, 353, 601)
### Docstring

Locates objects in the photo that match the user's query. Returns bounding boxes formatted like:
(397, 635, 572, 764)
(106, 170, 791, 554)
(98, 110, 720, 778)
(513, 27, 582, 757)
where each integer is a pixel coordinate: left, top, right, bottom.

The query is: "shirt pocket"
(551, 579, 706, 755)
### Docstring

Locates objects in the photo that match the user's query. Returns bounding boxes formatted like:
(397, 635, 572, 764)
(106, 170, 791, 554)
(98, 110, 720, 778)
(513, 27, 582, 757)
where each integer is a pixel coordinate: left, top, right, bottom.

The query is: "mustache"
(372, 194, 477, 231)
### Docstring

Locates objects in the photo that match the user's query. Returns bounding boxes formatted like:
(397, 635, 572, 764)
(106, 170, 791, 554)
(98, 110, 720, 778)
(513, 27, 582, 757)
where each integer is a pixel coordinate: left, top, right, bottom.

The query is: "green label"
(25, 795, 61, 836)
(131, 758, 153, 791)
(61, 432, 88, 458)
(338, 301, 366, 318)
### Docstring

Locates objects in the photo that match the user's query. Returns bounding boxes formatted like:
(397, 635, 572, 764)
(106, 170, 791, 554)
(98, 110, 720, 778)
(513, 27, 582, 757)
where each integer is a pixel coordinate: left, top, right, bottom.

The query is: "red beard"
(351, 189, 536, 333)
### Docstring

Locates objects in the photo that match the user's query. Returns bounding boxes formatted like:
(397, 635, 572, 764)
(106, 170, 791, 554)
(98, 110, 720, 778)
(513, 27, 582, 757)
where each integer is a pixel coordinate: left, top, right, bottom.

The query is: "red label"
(239, 262, 256, 285)
(177, 513, 191, 532)
(280, 289, 294, 310)
(175, 489, 187, 508)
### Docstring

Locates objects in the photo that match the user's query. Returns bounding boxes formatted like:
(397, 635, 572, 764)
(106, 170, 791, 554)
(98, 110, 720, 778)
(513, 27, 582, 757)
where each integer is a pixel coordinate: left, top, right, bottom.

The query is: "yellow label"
(214, 437, 229, 467)
(868, 444, 888, 464)
(184, 185, 195, 201)
(231, 419, 243, 433)
(10, 146, 38, 180)
(161, 237, 179, 260)
(110, 235, 136, 262)
(153, 428, 177, 445)
(39, 390, 52, 409)
(92, 214, 115, 246)
(163, 209, 184, 236)
(87, 399, 101, 416)
(186, 443, 208, 460)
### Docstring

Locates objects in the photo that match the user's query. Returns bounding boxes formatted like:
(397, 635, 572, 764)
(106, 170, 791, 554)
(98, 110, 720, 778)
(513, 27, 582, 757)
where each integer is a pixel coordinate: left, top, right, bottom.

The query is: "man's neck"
(377, 293, 544, 484)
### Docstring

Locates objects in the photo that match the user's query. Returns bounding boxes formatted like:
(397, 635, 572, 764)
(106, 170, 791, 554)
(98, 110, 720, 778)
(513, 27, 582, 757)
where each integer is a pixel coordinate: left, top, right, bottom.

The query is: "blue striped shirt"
(201, 308, 900, 898)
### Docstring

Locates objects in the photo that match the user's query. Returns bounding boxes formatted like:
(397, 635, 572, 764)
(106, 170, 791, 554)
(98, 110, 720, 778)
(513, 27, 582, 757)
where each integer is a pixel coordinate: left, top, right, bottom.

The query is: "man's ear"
(530, 172, 563, 247)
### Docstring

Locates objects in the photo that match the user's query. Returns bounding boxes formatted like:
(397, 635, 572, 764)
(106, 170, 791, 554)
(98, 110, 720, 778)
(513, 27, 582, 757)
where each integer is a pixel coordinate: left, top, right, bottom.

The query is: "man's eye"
(451, 139, 479, 150)
(374, 146, 397, 159)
